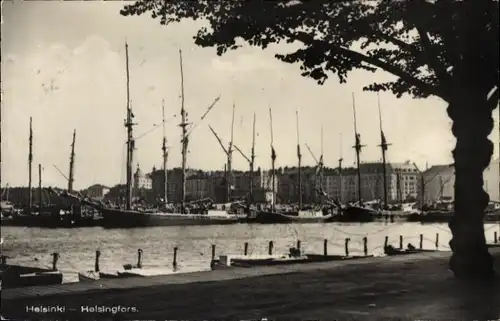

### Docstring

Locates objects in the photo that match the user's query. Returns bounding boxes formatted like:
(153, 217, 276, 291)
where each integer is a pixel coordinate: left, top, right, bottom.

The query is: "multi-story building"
(420, 158, 499, 204)
(82, 184, 110, 200)
(149, 166, 277, 203)
(310, 161, 419, 204)
(133, 165, 152, 190)
(484, 158, 499, 202)
(421, 165, 455, 204)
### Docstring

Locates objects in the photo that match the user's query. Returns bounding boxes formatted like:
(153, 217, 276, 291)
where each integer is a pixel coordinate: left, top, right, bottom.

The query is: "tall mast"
(179, 49, 188, 214)
(162, 99, 168, 205)
(269, 107, 276, 212)
(377, 93, 390, 208)
(28, 117, 33, 212)
(68, 129, 76, 193)
(338, 133, 343, 203)
(296, 110, 302, 208)
(352, 93, 364, 204)
(38, 164, 42, 209)
(124, 42, 135, 211)
(250, 112, 256, 204)
(227, 103, 236, 203)
(319, 125, 324, 194)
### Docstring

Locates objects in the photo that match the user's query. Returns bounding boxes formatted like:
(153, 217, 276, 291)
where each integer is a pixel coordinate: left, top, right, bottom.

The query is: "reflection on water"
(1, 222, 499, 283)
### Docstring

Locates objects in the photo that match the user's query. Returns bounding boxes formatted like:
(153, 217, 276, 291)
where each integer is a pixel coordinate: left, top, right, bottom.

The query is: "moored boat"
(252, 207, 332, 224)
(0, 253, 63, 289)
(331, 205, 377, 223)
(99, 207, 241, 228)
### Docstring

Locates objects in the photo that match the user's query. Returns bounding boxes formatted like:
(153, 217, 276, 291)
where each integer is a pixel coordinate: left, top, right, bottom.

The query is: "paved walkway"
(2, 247, 500, 320)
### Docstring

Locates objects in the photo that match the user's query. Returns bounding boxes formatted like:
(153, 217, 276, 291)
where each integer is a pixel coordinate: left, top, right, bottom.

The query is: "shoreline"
(2, 247, 500, 320)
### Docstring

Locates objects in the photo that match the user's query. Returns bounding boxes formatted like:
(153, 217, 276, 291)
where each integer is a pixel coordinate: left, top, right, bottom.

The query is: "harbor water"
(2, 222, 499, 283)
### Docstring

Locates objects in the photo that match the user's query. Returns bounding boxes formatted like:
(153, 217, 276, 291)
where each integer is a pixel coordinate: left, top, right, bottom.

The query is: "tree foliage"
(120, 0, 498, 105)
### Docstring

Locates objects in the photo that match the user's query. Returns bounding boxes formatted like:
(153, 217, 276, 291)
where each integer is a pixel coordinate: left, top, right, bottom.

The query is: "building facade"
(484, 158, 499, 202)
(133, 165, 152, 190)
(421, 165, 455, 204)
(419, 158, 499, 204)
(82, 184, 110, 200)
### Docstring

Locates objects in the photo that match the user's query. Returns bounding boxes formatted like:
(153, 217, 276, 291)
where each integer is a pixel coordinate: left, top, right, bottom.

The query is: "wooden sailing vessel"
(253, 108, 332, 224)
(79, 45, 239, 228)
(207, 103, 246, 216)
(334, 94, 377, 222)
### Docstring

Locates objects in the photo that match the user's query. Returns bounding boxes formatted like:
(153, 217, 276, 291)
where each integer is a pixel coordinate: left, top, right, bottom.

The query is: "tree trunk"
(447, 93, 495, 279)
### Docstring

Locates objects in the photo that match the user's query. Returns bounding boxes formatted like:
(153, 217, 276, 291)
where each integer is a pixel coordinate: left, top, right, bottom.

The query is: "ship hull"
(252, 210, 332, 224)
(1, 214, 100, 228)
(0, 265, 63, 289)
(100, 208, 242, 228)
(330, 206, 377, 223)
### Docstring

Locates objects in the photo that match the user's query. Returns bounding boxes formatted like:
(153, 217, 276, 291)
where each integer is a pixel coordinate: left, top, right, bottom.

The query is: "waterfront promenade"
(2, 247, 500, 320)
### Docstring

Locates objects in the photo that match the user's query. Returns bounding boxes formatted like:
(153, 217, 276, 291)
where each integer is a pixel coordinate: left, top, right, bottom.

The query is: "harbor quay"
(2, 247, 500, 320)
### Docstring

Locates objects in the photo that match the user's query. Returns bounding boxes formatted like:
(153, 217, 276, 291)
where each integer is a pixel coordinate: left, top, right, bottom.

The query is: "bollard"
(95, 250, 101, 273)
(244, 242, 249, 255)
(495, 232, 498, 244)
(268, 241, 274, 255)
(344, 238, 350, 257)
(435, 233, 439, 250)
(399, 235, 403, 249)
(323, 239, 328, 256)
(296, 240, 301, 251)
(384, 236, 389, 248)
(51, 252, 60, 271)
(1, 255, 7, 265)
(211, 244, 216, 261)
(419, 234, 423, 250)
(137, 249, 143, 269)
(363, 237, 368, 256)
(173, 247, 178, 269)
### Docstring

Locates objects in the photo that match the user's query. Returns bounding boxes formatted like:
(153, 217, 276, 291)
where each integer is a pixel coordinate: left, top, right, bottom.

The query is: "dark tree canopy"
(121, 0, 498, 106)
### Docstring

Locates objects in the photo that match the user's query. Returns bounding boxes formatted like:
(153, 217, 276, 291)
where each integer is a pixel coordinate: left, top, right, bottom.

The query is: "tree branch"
(293, 31, 448, 100)
(415, 26, 453, 90)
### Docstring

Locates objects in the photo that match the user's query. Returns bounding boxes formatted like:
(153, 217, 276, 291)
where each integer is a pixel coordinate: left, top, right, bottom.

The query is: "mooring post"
(1, 255, 7, 265)
(399, 235, 403, 249)
(296, 240, 301, 252)
(384, 236, 389, 248)
(344, 238, 350, 257)
(244, 242, 249, 255)
(95, 250, 101, 273)
(173, 247, 178, 269)
(268, 241, 273, 255)
(323, 239, 328, 256)
(494, 231, 498, 244)
(363, 237, 368, 256)
(137, 249, 143, 269)
(435, 233, 439, 250)
(51, 252, 59, 271)
(211, 244, 216, 261)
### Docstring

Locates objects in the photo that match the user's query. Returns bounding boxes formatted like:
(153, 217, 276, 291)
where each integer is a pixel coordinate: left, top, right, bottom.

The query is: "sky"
(1, 0, 499, 190)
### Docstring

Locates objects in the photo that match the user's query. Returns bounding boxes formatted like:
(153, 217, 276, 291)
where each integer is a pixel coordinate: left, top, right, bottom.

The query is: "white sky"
(1, 0, 499, 190)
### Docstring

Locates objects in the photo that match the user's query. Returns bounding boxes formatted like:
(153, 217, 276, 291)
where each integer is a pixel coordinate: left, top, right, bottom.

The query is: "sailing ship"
(252, 108, 333, 224)
(332, 94, 377, 222)
(65, 45, 240, 228)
